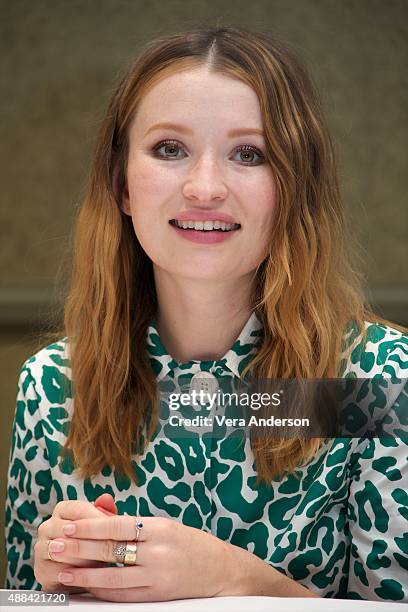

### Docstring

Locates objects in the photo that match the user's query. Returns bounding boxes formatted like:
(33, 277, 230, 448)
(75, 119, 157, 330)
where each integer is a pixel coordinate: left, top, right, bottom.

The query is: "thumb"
(94, 493, 118, 515)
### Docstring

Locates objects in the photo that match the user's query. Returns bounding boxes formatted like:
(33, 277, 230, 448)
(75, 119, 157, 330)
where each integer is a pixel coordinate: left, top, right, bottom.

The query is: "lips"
(170, 221, 239, 244)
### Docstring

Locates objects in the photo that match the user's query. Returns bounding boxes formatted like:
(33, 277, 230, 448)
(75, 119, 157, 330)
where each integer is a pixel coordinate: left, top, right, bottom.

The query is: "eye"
(235, 145, 265, 166)
(153, 140, 265, 166)
(153, 140, 186, 159)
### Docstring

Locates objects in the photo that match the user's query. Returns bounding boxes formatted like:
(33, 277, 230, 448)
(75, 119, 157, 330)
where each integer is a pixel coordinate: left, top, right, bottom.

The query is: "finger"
(62, 516, 147, 542)
(42, 538, 91, 566)
(46, 537, 146, 566)
(41, 537, 106, 568)
(94, 494, 118, 515)
(58, 500, 112, 521)
(40, 557, 107, 589)
(57, 566, 150, 590)
(40, 516, 79, 540)
(41, 503, 111, 539)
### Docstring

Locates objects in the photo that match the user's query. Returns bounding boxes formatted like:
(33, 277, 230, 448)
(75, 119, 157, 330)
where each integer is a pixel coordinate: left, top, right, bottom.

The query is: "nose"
(182, 154, 228, 203)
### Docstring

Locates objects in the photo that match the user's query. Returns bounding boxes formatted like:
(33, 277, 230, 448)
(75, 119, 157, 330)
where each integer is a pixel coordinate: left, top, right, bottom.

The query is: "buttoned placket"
(147, 312, 263, 536)
(189, 369, 223, 512)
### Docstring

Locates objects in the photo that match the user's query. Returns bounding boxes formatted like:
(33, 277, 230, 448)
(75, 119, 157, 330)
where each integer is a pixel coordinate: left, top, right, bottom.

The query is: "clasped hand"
(34, 494, 241, 602)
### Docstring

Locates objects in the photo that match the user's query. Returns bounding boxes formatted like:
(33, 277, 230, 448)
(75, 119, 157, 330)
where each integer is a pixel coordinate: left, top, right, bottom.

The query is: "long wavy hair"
(44, 26, 407, 485)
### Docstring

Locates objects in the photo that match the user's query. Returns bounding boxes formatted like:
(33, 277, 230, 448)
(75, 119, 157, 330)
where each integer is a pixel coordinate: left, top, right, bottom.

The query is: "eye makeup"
(151, 139, 265, 165)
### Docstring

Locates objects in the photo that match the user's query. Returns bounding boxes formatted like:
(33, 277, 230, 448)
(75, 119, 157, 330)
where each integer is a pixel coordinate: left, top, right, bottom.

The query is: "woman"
(5, 26, 408, 602)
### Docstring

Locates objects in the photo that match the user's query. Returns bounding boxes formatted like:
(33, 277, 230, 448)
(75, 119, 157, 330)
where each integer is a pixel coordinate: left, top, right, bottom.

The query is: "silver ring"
(47, 541, 55, 562)
(112, 541, 127, 564)
(136, 520, 143, 541)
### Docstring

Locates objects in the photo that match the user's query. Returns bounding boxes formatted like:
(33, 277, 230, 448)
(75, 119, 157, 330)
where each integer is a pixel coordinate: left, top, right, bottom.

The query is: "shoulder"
(338, 320, 407, 441)
(340, 320, 407, 378)
(22, 336, 70, 370)
(17, 337, 72, 414)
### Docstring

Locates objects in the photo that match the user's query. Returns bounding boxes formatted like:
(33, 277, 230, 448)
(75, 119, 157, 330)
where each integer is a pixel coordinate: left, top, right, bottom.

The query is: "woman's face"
(122, 66, 276, 282)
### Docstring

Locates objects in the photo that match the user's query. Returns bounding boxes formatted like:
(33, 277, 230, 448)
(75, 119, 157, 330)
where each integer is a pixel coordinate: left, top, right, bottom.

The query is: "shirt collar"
(146, 311, 263, 382)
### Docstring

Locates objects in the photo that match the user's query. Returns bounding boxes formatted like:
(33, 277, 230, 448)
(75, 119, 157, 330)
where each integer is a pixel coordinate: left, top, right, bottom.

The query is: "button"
(190, 371, 219, 396)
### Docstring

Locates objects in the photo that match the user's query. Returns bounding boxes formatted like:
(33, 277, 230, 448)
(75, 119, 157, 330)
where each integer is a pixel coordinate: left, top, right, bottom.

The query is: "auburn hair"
(41, 26, 407, 485)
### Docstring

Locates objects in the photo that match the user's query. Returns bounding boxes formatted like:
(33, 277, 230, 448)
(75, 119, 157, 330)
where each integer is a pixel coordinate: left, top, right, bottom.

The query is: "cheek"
(127, 207, 163, 263)
(127, 157, 179, 203)
(125, 163, 174, 259)
(239, 165, 276, 200)
(247, 174, 277, 228)
(126, 169, 163, 229)
(244, 175, 276, 259)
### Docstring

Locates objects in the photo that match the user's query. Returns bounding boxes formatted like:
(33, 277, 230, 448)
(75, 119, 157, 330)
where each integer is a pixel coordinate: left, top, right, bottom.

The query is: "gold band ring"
(124, 542, 138, 565)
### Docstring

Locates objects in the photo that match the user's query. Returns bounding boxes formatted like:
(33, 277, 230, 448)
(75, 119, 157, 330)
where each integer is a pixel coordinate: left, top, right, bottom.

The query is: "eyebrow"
(143, 122, 264, 138)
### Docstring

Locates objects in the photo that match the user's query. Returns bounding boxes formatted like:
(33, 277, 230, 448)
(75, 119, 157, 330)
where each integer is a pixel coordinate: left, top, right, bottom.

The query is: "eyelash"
(151, 139, 265, 166)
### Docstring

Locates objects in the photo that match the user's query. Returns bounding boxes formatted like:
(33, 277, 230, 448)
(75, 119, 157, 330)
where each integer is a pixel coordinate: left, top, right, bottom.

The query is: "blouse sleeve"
(346, 376, 408, 602)
(4, 362, 57, 590)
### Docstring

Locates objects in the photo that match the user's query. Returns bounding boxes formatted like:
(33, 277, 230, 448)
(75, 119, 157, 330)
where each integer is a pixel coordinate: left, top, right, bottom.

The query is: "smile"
(169, 219, 241, 245)
(169, 219, 241, 232)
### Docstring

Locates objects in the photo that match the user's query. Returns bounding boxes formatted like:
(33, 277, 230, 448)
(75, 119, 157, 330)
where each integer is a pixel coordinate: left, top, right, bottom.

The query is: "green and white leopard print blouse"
(4, 312, 408, 600)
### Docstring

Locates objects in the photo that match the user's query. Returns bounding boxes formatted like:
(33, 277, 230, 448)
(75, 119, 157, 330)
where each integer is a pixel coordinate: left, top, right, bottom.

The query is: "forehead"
(130, 67, 263, 134)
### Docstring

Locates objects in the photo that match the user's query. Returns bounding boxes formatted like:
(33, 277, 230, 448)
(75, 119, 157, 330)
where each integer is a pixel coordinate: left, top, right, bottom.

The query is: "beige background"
(1, 0, 407, 586)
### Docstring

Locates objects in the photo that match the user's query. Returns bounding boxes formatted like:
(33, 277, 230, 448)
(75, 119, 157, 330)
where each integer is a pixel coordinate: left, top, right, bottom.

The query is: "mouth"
(169, 219, 241, 232)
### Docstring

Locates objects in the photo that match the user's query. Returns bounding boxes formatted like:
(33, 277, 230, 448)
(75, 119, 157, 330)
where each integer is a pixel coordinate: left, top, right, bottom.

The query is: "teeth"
(174, 220, 239, 231)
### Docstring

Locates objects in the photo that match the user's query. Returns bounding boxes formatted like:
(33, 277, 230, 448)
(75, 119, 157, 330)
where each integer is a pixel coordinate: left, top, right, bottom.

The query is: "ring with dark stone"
(136, 520, 143, 541)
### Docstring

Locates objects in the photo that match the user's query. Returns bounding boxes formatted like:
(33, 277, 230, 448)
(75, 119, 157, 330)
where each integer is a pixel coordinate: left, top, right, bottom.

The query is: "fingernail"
(63, 524, 76, 535)
(58, 572, 73, 583)
(49, 540, 65, 552)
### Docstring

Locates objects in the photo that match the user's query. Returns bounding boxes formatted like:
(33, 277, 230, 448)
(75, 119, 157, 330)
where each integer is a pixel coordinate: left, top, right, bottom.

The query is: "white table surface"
(1, 592, 407, 611)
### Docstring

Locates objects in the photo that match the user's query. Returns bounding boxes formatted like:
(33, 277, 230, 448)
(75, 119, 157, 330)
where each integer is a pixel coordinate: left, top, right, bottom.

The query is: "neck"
(153, 267, 256, 364)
